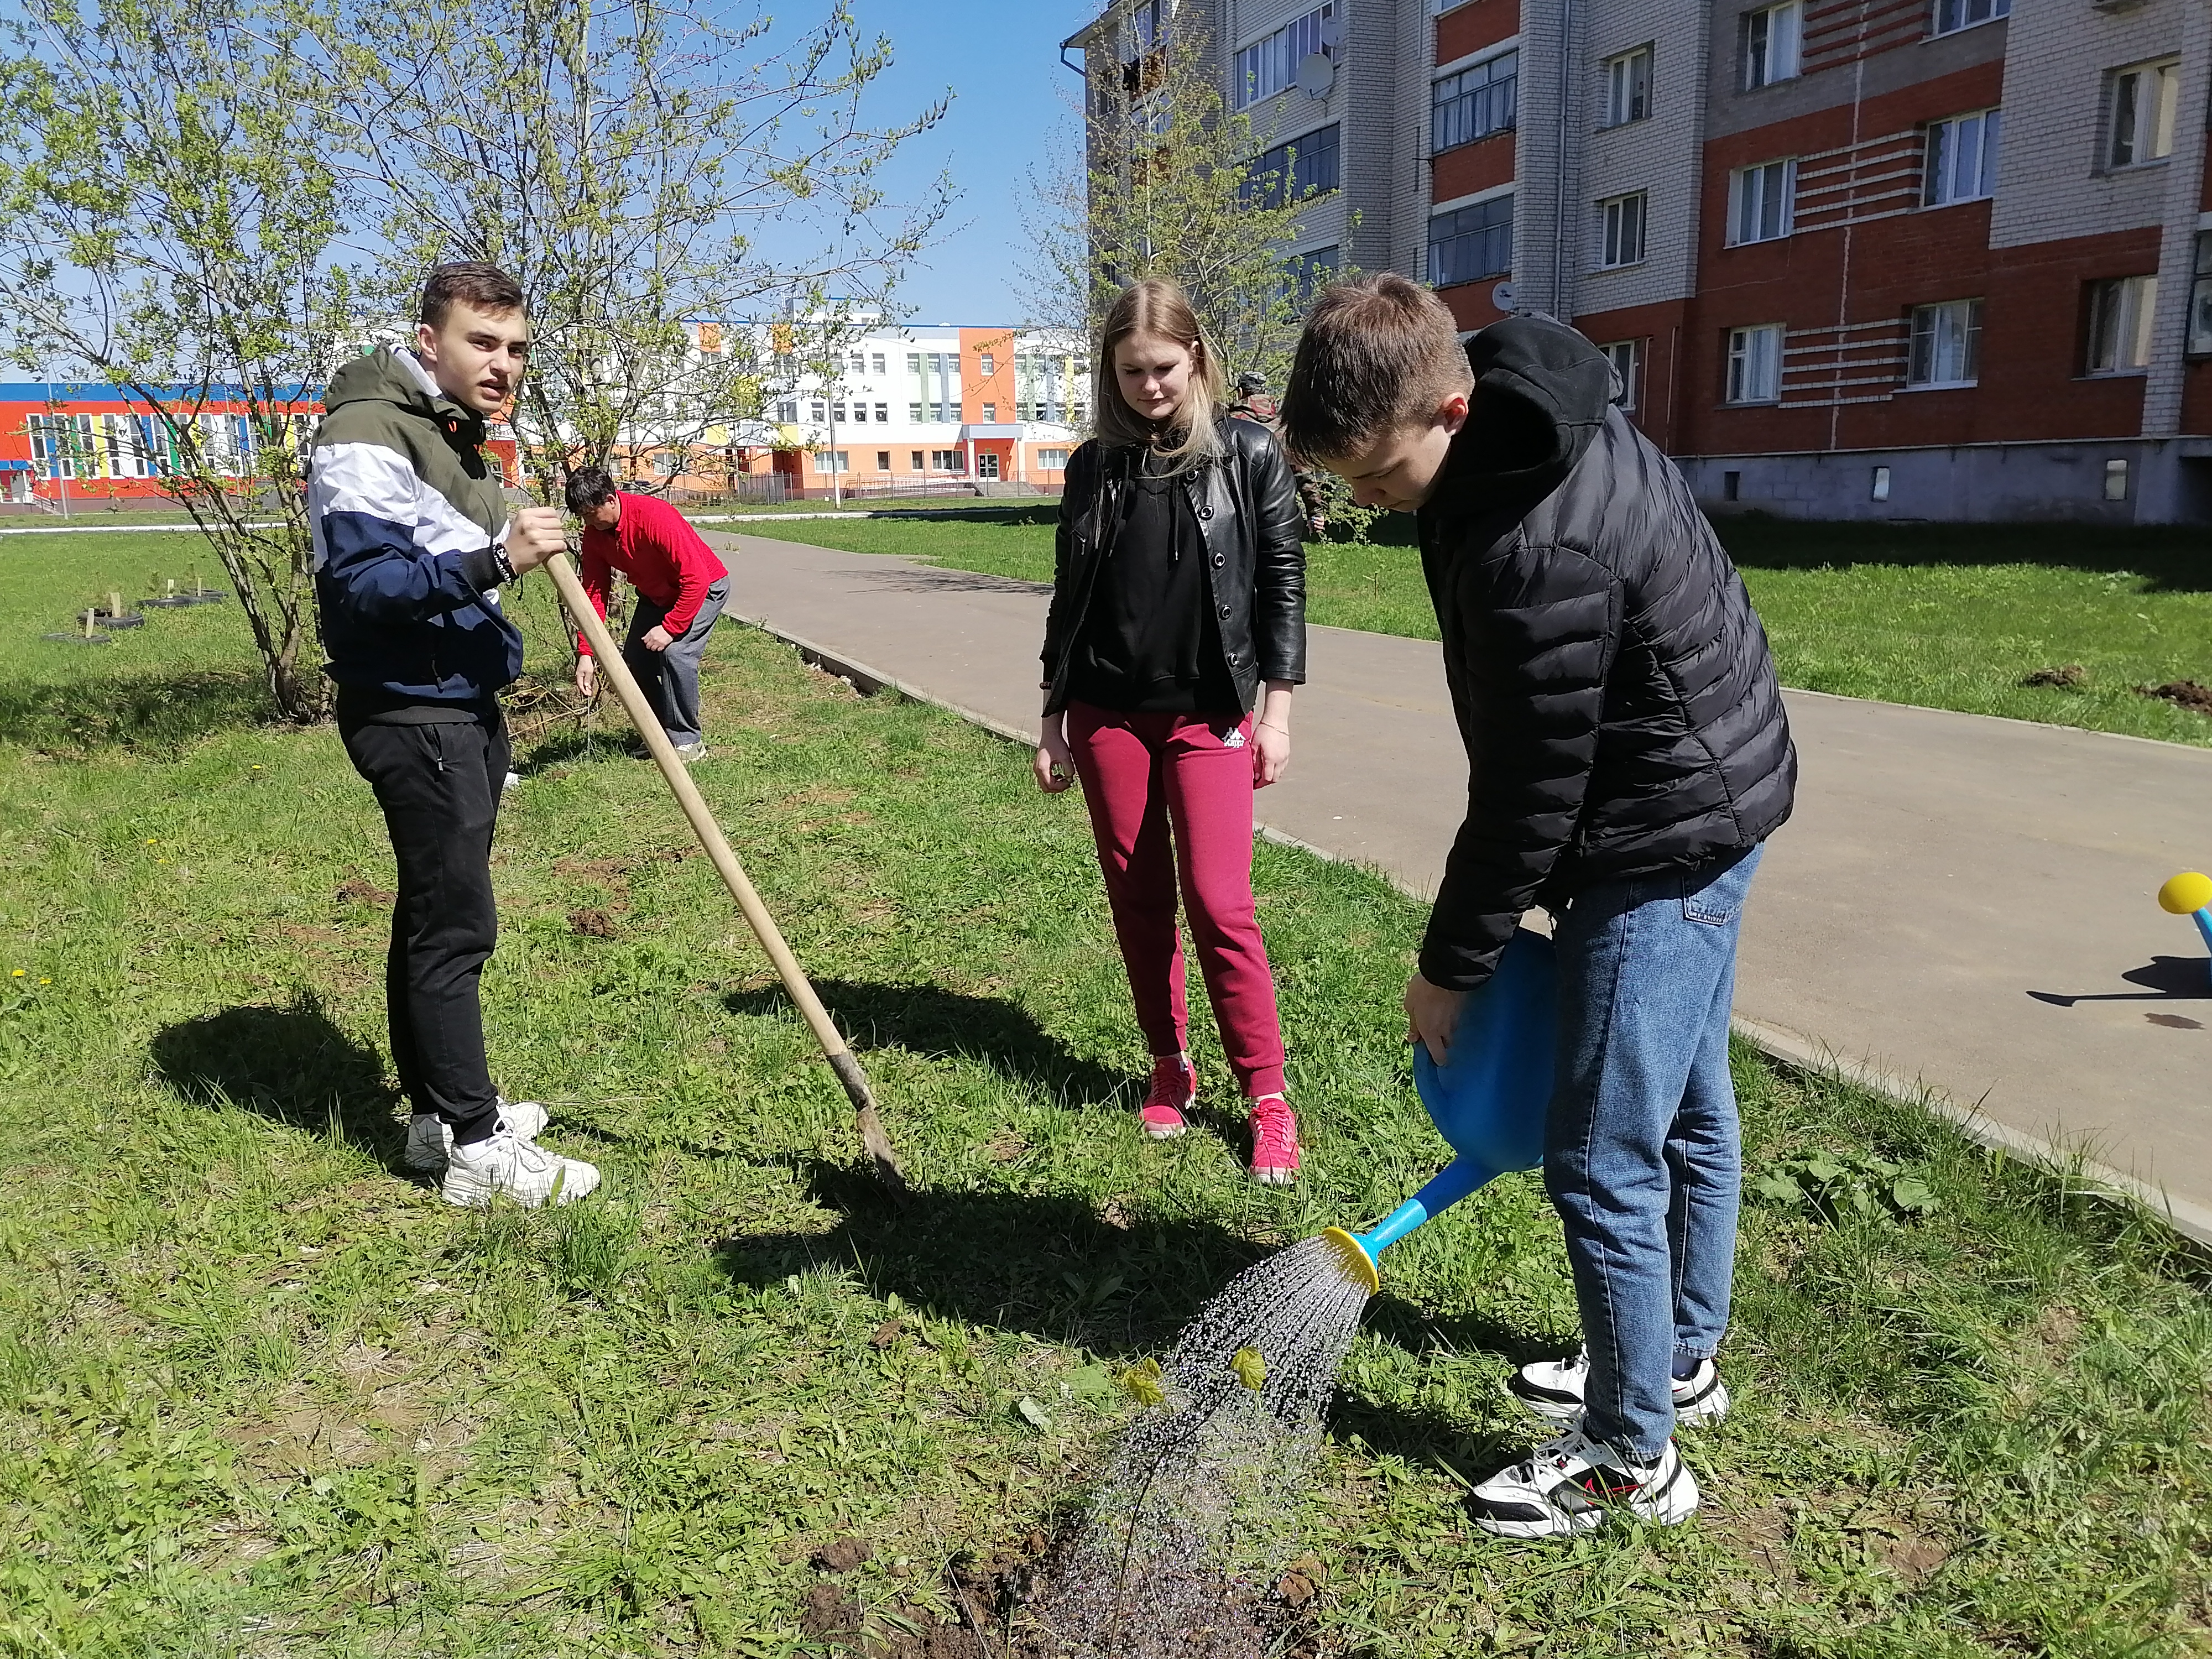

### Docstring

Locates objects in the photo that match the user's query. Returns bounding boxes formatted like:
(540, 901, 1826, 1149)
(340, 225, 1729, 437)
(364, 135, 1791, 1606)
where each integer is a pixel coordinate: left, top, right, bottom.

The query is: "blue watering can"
(1320, 928, 1555, 1295)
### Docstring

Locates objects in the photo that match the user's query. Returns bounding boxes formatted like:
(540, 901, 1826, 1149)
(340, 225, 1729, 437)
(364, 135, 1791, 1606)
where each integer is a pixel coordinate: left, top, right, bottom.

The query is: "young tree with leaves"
(1022, 16, 1343, 401)
(0, 0, 355, 720)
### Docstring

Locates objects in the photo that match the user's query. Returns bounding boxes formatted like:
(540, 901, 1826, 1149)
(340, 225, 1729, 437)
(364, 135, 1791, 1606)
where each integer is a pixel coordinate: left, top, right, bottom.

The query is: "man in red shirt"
(565, 466, 731, 759)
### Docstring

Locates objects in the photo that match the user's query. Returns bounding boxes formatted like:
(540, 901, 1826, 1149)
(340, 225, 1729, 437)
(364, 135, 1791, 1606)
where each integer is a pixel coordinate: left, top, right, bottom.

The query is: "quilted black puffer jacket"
(1415, 315, 1796, 991)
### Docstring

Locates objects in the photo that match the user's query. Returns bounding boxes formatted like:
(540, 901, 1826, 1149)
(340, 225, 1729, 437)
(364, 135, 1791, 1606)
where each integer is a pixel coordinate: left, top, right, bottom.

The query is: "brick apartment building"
(1070, 0, 2212, 523)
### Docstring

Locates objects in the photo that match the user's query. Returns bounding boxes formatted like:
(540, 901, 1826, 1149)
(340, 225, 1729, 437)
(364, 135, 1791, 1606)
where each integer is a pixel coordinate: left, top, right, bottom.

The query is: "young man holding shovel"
(1280, 276, 1794, 1535)
(310, 260, 602, 1209)
(564, 466, 730, 760)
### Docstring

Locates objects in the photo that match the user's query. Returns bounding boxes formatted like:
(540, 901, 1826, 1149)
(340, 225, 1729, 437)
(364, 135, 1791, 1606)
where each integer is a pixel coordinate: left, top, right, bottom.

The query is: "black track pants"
(340, 714, 509, 1146)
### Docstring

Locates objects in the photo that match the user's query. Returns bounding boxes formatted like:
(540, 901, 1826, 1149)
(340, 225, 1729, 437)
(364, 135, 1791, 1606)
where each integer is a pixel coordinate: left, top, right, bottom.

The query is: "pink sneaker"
(1249, 1094, 1300, 1185)
(1139, 1054, 1194, 1139)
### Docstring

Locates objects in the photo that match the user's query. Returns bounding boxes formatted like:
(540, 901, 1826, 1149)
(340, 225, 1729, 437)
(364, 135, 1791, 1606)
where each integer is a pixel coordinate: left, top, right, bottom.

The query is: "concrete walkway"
(706, 531, 2212, 1239)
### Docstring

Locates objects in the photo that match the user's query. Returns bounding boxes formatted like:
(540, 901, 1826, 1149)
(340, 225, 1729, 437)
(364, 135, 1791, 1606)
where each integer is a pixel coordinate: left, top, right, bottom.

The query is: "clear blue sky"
(778, 0, 1097, 327)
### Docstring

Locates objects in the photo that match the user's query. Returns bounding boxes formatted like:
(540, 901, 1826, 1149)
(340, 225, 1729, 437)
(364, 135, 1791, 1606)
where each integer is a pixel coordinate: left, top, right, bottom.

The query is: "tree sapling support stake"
(541, 548, 906, 1191)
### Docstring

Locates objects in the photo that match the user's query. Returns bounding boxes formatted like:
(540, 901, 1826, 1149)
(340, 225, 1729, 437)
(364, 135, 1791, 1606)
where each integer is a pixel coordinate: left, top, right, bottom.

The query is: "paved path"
(707, 531, 2212, 1239)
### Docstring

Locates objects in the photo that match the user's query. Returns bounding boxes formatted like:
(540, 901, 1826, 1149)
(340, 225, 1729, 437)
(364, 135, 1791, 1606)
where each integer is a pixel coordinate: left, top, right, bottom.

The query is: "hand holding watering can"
(1323, 928, 1556, 1294)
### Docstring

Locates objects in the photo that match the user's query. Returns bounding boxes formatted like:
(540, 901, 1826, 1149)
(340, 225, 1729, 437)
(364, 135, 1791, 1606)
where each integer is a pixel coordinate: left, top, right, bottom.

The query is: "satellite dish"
(1296, 52, 1334, 97)
(1318, 14, 1342, 48)
(1490, 280, 1517, 314)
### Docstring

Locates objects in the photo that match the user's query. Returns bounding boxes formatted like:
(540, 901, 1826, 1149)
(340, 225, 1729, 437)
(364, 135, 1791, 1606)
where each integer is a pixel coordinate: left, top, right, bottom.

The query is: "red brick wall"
(1432, 132, 1515, 202)
(1566, 300, 1694, 452)
(1978, 228, 2162, 441)
(1436, 0, 1517, 65)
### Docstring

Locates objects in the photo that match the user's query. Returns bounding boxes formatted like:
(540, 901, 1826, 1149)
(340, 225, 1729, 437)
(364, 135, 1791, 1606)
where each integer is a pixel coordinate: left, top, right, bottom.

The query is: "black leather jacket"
(1042, 416, 1307, 716)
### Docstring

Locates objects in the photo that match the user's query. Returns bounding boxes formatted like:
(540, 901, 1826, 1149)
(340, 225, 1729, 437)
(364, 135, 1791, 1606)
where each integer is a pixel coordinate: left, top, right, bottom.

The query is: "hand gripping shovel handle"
(541, 549, 906, 1191)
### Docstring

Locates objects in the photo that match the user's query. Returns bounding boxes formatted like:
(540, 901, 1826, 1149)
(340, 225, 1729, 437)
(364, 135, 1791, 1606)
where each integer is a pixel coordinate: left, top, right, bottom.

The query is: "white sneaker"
(1508, 1347, 1731, 1428)
(440, 1125, 599, 1208)
(672, 742, 706, 763)
(1467, 1428, 1699, 1538)
(403, 1099, 550, 1175)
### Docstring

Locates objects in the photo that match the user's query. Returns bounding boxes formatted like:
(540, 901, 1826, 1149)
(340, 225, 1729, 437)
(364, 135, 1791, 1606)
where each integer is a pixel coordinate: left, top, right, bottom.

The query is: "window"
(775, 399, 797, 422)
(1600, 339, 1644, 410)
(982, 403, 998, 421)
(979, 353, 995, 375)
(876, 450, 891, 471)
(2187, 232, 2212, 357)
(1724, 469, 1743, 500)
(1245, 124, 1341, 207)
(810, 400, 826, 422)
(873, 353, 886, 375)
(1932, 0, 2006, 35)
(653, 450, 681, 477)
(1924, 109, 2000, 205)
(1870, 465, 1891, 502)
(875, 403, 888, 422)
(848, 353, 864, 374)
(1284, 245, 1339, 306)
(1234, 3, 1337, 110)
(1037, 447, 1071, 469)
(1907, 299, 1983, 387)
(2085, 276, 2157, 373)
(813, 450, 849, 473)
(911, 449, 925, 469)
(28, 414, 76, 479)
(1601, 46, 1652, 127)
(1433, 51, 1517, 153)
(832, 401, 847, 422)
(1599, 192, 1647, 268)
(1728, 160, 1795, 244)
(2104, 458, 2129, 500)
(1741, 2, 1801, 89)
(1428, 194, 1514, 287)
(909, 402, 924, 422)
(2107, 60, 2180, 168)
(929, 448, 965, 473)
(906, 353, 920, 372)
(1726, 324, 1784, 403)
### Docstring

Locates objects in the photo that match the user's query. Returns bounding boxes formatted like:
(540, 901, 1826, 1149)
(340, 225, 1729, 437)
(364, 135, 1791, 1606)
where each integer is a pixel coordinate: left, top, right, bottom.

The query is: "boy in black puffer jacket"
(1280, 274, 1794, 1537)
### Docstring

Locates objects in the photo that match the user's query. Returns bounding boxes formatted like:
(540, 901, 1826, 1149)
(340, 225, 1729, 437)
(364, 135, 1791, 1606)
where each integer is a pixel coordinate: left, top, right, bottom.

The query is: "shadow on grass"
(724, 979, 1132, 1110)
(0, 665, 270, 753)
(1715, 515, 2212, 592)
(714, 1157, 1555, 1468)
(515, 726, 647, 776)
(150, 992, 405, 1172)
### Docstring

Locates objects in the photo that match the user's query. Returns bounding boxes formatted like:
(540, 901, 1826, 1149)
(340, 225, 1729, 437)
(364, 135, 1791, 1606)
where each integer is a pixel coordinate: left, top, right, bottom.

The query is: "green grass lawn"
(729, 510, 2212, 747)
(2, 531, 2209, 1656)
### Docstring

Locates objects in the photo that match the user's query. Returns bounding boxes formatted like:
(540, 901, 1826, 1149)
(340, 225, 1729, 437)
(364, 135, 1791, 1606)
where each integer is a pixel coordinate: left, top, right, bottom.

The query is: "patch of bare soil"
(334, 877, 396, 906)
(2137, 680, 2212, 716)
(2021, 664, 2086, 689)
(567, 908, 619, 939)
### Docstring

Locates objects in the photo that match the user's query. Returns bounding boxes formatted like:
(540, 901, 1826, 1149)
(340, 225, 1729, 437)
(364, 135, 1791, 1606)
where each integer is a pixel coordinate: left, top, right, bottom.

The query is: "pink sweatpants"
(1065, 702, 1288, 1100)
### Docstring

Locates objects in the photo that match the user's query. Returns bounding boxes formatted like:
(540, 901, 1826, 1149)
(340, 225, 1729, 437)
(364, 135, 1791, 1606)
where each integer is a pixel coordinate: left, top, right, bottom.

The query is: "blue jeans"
(1545, 843, 1764, 1462)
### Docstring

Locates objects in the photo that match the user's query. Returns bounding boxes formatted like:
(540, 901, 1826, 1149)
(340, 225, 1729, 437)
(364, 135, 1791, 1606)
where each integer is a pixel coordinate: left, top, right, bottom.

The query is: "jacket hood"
(1433, 315, 1616, 515)
(324, 347, 487, 443)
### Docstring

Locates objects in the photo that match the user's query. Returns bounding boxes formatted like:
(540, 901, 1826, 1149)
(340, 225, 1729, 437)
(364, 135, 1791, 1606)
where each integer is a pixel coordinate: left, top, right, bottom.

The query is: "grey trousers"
(623, 576, 727, 748)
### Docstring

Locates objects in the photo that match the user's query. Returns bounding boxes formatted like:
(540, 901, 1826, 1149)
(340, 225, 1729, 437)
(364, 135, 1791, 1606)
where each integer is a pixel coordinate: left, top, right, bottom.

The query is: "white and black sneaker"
(1509, 1348, 1731, 1428)
(1467, 1428, 1699, 1538)
(403, 1099, 550, 1175)
(441, 1124, 600, 1209)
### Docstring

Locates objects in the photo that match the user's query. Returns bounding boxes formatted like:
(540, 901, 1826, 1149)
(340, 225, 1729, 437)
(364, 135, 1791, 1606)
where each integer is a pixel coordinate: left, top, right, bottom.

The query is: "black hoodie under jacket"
(1413, 315, 1796, 992)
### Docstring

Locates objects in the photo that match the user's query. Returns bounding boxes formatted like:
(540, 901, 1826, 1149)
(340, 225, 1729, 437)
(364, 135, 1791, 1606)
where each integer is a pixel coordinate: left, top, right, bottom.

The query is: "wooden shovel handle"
(540, 549, 905, 1190)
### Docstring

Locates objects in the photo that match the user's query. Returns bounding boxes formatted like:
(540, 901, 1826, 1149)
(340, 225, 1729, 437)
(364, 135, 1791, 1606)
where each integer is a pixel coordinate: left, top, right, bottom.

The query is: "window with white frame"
(1741, 2, 1801, 90)
(1599, 192, 1647, 268)
(1728, 160, 1795, 244)
(1924, 109, 2000, 205)
(909, 401, 924, 422)
(810, 400, 826, 422)
(875, 403, 888, 422)
(2188, 232, 2212, 357)
(1726, 325, 1784, 403)
(813, 450, 849, 473)
(2106, 59, 2180, 169)
(1428, 195, 1515, 287)
(872, 353, 886, 375)
(1234, 3, 1337, 109)
(982, 404, 997, 421)
(2085, 276, 2157, 373)
(1600, 339, 1644, 410)
(928, 448, 965, 473)
(831, 401, 847, 423)
(1932, 0, 2007, 35)
(775, 399, 797, 422)
(1907, 299, 1982, 387)
(1037, 447, 1071, 469)
(848, 353, 864, 374)
(1433, 51, 1517, 153)
(980, 353, 995, 375)
(1601, 46, 1652, 128)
